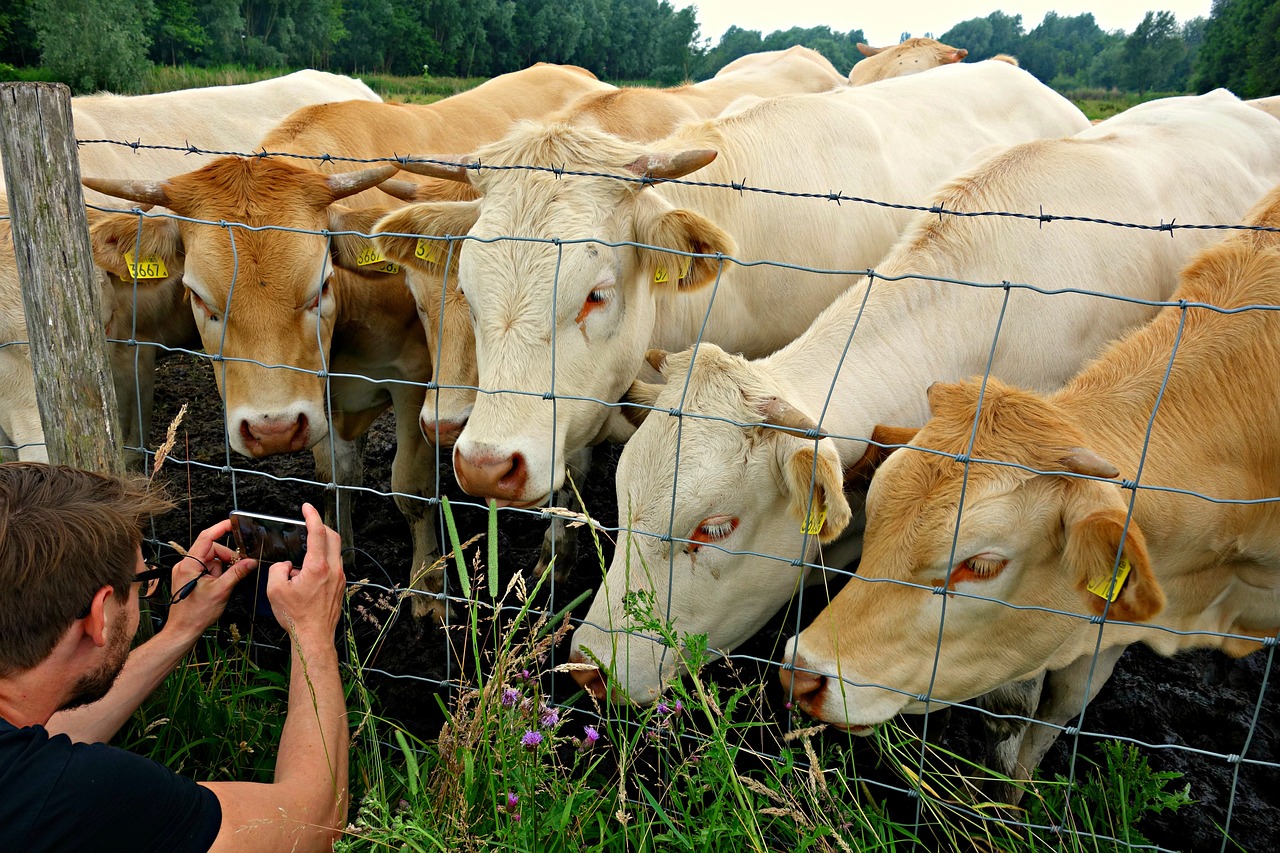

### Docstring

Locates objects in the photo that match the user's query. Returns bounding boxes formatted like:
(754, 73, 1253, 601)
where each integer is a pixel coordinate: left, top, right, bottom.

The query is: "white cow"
(382, 60, 1089, 516)
(848, 38, 968, 86)
(567, 90, 1280, 717)
(0, 70, 382, 461)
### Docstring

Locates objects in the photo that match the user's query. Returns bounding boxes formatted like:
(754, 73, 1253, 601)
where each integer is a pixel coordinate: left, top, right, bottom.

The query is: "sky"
(687, 1, 1216, 49)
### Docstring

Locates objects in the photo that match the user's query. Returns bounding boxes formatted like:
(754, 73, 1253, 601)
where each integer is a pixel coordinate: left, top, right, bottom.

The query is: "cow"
(79, 63, 615, 620)
(565, 90, 1280, 714)
(376, 60, 1088, 529)
(0, 70, 383, 463)
(372, 48, 845, 580)
(556, 46, 843, 143)
(848, 38, 968, 85)
(782, 180, 1280, 795)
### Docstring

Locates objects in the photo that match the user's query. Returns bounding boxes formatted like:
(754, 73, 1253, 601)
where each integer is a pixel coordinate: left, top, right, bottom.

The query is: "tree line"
(0, 0, 1276, 98)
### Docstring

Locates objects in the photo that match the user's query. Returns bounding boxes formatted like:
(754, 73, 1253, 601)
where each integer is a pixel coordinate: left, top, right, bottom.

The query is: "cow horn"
(326, 165, 400, 200)
(1059, 447, 1120, 480)
(624, 149, 717, 184)
(758, 396, 824, 439)
(645, 348, 670, 373)
(377, 178, 426, 202)
(396, 155, 476, 185)
(82, 177, 171, 207)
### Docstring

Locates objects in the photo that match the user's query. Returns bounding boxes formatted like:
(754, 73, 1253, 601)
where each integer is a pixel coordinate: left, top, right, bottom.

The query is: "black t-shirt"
(0, 716, 222, 852)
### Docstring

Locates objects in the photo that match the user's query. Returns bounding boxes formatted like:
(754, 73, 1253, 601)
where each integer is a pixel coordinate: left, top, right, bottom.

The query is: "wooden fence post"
(0, 81, 122, 474)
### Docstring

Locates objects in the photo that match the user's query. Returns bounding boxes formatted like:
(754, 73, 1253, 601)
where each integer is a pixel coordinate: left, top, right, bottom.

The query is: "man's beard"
(60, 612, 132, 711)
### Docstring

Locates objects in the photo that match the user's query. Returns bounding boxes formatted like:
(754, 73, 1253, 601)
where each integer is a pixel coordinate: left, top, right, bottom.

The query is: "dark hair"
(0, 463, 174, 675)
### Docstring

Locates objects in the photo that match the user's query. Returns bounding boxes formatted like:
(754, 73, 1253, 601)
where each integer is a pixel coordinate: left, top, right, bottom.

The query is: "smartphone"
(230, 510, 307, 566)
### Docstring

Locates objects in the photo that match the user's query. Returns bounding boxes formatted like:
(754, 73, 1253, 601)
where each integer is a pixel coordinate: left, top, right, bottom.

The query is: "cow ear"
(328, 205, 393, 273)
(856, 43, 882, 57)
(1063, 502, 1164, 623)
(845, 424, 920, 487)
(778, 441, 852, 543)
(87, 210, 184, 284)
(948, 48, 968, 62)
(372, 201, 480, 274)
(636, 208, 735, 292)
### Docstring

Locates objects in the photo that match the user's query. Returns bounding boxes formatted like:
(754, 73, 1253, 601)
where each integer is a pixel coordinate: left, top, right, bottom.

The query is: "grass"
(117, 500, 1197, 852)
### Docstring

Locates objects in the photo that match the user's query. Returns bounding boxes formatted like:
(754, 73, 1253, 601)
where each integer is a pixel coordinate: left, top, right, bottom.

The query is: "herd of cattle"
(3, 38, 1280, 797)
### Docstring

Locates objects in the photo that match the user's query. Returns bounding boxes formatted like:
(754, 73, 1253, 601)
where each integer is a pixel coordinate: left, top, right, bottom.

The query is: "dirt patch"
(145, 351, 1277, 852)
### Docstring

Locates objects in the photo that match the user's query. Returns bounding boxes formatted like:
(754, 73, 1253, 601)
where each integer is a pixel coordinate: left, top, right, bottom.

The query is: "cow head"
(568, 344, 852, 702)
(384, 123, 734, 506)
(782, 378, 1164, 732)
(849, 38, 969, 86)
(374, 195, 482, 448)
(83, 156, 398, 458)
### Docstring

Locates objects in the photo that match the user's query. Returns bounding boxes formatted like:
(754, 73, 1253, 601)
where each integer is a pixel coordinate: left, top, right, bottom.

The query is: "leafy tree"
(940, 17, 993, 58)
(148, 0, 208, 65)
(1192, 0, 1272, 94)
(0, 0, 40, 68)
(29, 0, 154, 92)
(1121, 10, 1186, 93)
(198, 0, 246, 64)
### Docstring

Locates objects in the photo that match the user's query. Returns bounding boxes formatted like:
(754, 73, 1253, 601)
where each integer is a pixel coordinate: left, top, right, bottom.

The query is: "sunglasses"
(75, 557, 211, 619)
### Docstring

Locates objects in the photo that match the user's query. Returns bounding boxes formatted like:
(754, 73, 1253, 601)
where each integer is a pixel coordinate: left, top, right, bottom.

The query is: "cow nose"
(453, 445, 527, 500)
(779, 653, 826, 715)
(420, 414, 466, 447)
(568, 650, 609, 701)
(240, 413, 309, 456)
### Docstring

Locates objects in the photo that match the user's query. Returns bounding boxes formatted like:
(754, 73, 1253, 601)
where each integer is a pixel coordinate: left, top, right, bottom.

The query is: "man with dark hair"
(0, 462, 349, 852)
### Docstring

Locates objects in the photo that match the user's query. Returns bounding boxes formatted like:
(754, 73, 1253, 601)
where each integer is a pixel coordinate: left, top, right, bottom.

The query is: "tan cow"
(81, 63, 614, 618)
(783, 184, 1280, 789)
(375, 60, 1088, 517)
(848, 38, 969, 85)
(0, 70, 383, 463)
(568, 90, 1280, 709)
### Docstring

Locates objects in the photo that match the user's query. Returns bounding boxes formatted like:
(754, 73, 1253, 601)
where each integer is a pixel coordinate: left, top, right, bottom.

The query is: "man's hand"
(162, 518, 257, 646)
(266, 503, 345, 643)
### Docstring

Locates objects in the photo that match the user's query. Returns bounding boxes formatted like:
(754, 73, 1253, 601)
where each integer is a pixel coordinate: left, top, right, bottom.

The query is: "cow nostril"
(780, 658, 826, 711)
(499, 452, 525, 489)
(567, 651, 609, 701)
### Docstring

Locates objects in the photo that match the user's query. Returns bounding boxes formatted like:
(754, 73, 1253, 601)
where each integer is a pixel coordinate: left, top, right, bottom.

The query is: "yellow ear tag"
(1087, 557, 1132, 602)
(654, 255, 693, 284)
(123, 250, 168, 280)
(415, 239, 442, 263)
(801, 506, 827, 536)
(355, 244, 400, 274)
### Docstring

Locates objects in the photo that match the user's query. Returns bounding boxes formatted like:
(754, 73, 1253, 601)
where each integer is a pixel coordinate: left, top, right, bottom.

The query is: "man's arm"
(46, 520, 255, 743)
(201, 503, 349, 853)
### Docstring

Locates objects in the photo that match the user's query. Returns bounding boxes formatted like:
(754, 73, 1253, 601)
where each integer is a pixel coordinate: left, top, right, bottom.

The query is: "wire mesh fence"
(3, 136, 1279, 851)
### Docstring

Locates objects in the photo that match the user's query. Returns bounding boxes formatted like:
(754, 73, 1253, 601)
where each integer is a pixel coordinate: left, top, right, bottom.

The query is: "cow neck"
(762, 268, 983, 466)
(1047, 245, 1280, 645)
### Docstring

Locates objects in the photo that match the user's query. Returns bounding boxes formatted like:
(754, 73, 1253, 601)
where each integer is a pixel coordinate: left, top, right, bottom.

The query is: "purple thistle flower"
(539, 707, 560, 728)
(500, 687, 520, 708)
(656, 701, 670, 716)
(512, 813, 521, 822)
(578, 724, 600, 752)
(673, 699, 683, 715)
(521, 730, 543, 749)
(505, 792, 519, 813)
(518, 669, 531, 682)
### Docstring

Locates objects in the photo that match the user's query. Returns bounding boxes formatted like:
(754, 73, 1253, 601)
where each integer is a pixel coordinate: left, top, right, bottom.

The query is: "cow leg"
(390, 383, 445, 622)
(0, 349, 48, 462)
(311, 432, 363, 567)
(111, 340, 158, 469)
(973, 674, 1045, 806)
(534, 445, 593, 583)
(1016, 644, 1126, 782)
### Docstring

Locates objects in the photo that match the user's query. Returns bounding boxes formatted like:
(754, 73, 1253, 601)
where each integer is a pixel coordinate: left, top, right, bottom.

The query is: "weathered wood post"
(0, 82, 122, 474)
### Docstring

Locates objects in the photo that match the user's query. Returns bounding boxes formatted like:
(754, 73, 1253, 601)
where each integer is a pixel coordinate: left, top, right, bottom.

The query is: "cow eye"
(574, 286, 614, 324)
(307, 280, 331, 311)
(189, 290, 220, 324)
(950, 554, 1008, 585)
(686, 515, 739, 554)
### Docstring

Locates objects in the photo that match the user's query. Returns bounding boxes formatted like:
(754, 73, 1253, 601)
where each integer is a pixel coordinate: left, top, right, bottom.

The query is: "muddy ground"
(142, 351, 1277, 853)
